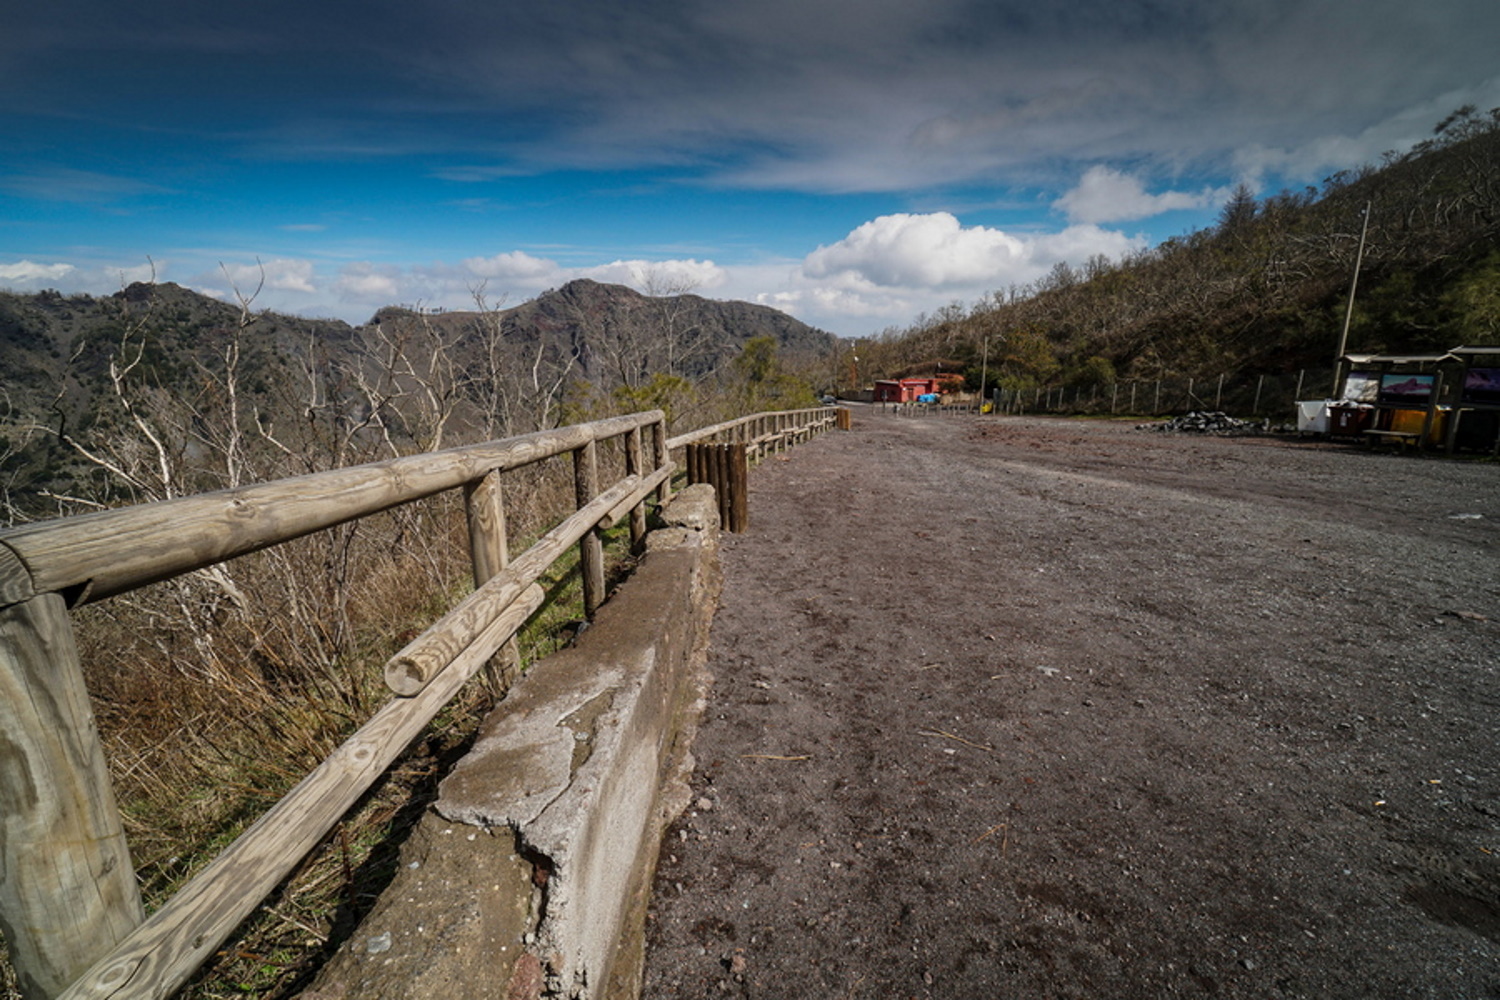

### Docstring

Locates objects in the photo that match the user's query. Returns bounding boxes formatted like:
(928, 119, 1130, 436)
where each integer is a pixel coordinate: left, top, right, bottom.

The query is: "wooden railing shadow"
(0, 406, 840, 1000)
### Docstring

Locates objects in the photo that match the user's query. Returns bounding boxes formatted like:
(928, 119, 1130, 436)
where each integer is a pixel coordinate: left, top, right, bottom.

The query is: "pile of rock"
(1139, 411, 1266, 435)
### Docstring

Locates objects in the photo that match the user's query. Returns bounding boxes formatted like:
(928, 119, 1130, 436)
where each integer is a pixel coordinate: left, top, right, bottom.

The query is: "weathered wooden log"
(0, 546, 27, 608)
(652, 419, 670, 504)
(463, 470, 520, 690)
(664, 406, 834, 452)
(599, 465, 673, 531)
(385, 475, 646, 695)
(713, 444, 731, 528)
(729, 442, 749, 533)
(0, 593, 145, 1000)
(684, 442, 757, 533)
(624, 426, 647, 548)
(0, 412, 662, 610)
(574, 441, 605, 620)
(463, 470, 509, 587)
(58, 584, 546, 1000)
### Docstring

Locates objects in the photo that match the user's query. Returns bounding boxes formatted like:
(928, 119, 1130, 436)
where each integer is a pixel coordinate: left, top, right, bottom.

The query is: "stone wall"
(306, 485, 721, 1000)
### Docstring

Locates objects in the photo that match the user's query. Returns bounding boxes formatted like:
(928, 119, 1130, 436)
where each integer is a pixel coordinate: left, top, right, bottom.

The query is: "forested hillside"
(857, 106, 1500, 397)
(0, 279, 832, 518)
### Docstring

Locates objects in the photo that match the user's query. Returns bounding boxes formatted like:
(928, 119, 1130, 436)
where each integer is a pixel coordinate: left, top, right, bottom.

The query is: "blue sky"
(3, 0, 1498, 337)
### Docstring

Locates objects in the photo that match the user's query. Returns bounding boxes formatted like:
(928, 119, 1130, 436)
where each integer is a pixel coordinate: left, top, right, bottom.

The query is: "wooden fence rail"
(668, 407, 843, 532)
(0, 405, 837, 1000)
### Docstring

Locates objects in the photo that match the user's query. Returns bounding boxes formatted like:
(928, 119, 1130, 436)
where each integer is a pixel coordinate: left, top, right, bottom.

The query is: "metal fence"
(993, 369, 1339, 421)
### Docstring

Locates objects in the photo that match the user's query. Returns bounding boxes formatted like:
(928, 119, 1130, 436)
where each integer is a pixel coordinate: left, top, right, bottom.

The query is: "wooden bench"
(1364, 429, 1422, 453)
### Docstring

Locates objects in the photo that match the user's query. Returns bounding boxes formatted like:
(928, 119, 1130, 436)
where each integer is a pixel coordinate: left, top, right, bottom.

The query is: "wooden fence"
(0, 406, 837, 1000)
(667, 407, 844, 533)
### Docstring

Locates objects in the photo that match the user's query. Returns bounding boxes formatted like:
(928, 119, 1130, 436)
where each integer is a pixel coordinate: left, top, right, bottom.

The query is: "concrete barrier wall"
(306, 485, 722, 1000)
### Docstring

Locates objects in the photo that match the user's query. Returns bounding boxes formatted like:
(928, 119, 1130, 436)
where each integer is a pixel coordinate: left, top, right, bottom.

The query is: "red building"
(873, 377, 943, 402)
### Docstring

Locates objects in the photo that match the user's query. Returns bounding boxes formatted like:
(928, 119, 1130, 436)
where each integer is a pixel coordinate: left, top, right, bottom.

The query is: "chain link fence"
(993, 368, 1339, 422)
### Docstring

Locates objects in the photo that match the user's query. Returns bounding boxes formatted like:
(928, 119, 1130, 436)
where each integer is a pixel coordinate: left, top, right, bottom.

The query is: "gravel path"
(640, 409, 1500, 999)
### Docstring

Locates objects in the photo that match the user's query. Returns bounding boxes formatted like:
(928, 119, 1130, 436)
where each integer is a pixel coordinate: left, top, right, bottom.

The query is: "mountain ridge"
(0, 278, 834, 514)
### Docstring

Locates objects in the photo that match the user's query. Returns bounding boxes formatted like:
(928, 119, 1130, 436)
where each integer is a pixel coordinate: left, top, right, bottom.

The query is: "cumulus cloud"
(316, 254, 733, 317)
(334, 263, 402, 302)
(463, 250, 560, 283)
(804, 213, 1026, 289)
(2, 219, 1143, 340)
(803, 213, 1141, 294)
(1055, 167, 1225, 224)
(115, 262, 161, 286)
(0, 260, 77, 286)
(459, 252, 726, 295)
(221, 258, 317, 294)
(583, 258, 727, 292)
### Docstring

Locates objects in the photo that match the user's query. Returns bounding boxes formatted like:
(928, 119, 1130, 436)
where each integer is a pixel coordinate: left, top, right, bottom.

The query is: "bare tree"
(639, 264, 712, 378)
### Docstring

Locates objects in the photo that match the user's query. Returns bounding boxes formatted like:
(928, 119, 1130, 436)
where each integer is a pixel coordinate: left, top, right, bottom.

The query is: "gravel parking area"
(641, 410, 1500, 999)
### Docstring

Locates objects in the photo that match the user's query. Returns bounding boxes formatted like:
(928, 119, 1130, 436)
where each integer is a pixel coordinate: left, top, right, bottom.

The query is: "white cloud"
(1055, 167, 1223, 224)
(0, 258, 167, 297)
(1027, 224, 1143, 267)
(0, 260, 77, 286)
(221, 258, 317, 294)
(333, 263, 402, 302)
(676, 213, 1147, 334)
(802, 212, 1141, 295)
(115, 262, 161, 286)
(4, 218, 1146, 340)
(462, 250, 560, 283)
(804, 213, 1027, 289)
(460, 253, 726, 296)
(582, 258, 728, 292)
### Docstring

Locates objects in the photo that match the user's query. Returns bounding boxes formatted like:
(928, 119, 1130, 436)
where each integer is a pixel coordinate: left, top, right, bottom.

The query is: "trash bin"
(1295, 400, 1330, 434)
(1329, 403, 1372, 436)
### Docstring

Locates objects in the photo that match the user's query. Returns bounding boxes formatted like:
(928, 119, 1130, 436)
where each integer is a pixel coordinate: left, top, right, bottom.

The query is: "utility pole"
(978, 333, 990, 412)
(1333, 201, 1372, 395)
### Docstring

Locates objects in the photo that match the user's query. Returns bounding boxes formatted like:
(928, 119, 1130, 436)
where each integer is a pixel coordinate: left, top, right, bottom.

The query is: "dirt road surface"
(640, 409, 1500, 999)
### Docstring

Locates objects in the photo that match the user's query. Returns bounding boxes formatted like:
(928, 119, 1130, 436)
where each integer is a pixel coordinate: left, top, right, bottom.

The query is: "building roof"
(1343, 352, 1448, 366)
(1344, 345, 1500, 366)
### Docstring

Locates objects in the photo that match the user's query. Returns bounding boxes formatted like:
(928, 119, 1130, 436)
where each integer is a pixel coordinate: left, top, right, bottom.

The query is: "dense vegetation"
(855, 106, 1500, 402)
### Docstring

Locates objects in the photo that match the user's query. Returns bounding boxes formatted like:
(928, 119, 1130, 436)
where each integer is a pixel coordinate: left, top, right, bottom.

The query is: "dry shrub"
(77, 492, 470, 895)
(50, 459, 591, 998)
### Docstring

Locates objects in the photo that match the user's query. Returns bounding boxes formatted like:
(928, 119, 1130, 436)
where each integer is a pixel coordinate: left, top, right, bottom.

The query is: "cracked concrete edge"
(304, 485, 721, 1000)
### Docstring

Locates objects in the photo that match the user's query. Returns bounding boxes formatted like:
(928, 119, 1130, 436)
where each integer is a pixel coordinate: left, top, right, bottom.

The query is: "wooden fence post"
(653, 419, 671, 504)
(729, 442, 749, 533)
(573, 441, 605, 619)
(685, 442, 748, 533)
(0, 593, 145, 999)
(464, 470, 509, 586)
(464, 470, 520, 690)
(712, 445, 731, 528)
(624, 426, 647, 549)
